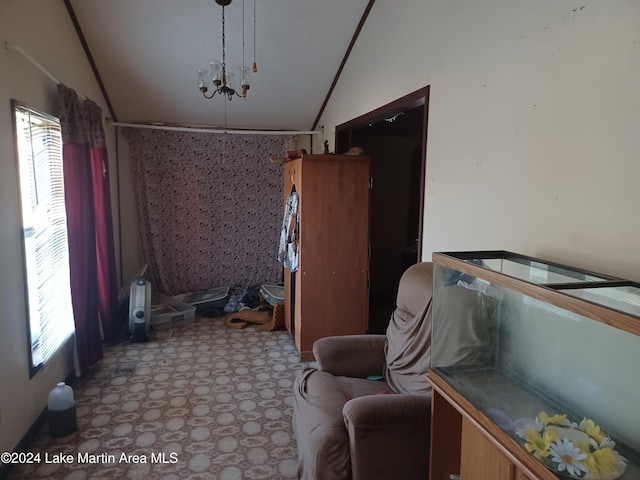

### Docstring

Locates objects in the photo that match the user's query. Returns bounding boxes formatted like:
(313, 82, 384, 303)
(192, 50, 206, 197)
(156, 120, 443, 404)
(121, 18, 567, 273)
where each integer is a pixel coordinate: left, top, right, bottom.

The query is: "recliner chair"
(292, 262, 435, 480)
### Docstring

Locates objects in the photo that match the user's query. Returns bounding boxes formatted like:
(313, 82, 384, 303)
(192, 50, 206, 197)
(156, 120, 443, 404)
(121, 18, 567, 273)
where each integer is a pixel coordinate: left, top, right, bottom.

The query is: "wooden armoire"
(282, 153, 370, 361)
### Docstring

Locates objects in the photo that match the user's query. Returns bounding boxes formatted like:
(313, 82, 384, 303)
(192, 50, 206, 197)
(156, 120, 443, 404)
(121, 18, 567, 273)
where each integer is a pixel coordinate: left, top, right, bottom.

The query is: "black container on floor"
(48, 405, 78, 437)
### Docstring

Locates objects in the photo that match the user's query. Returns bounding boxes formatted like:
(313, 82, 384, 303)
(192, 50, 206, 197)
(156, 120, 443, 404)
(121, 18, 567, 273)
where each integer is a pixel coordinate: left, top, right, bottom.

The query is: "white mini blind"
(14, 103, 75, 371)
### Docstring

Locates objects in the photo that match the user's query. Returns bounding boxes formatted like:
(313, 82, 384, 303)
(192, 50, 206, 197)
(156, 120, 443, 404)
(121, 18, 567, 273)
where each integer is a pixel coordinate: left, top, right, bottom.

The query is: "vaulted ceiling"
(67, 0, 372, 131)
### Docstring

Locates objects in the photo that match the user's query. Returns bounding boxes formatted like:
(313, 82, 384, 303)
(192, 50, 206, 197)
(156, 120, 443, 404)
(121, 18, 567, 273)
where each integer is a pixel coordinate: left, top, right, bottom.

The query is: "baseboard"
(0, 370, 76, 480)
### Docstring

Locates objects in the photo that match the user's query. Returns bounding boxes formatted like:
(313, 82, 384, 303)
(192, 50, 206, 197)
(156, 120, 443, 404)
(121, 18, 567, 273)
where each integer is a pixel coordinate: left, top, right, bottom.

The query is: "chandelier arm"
(202, 89, 218, 100)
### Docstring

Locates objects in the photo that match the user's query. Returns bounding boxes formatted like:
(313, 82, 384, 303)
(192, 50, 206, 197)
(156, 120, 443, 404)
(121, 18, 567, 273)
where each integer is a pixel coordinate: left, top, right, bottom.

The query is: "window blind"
(14, 104, 75, 371)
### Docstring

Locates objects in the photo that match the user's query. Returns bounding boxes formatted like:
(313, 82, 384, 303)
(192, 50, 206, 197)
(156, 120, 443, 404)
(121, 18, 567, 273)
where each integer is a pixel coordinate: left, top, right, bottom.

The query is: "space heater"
(129, 276, 151, 342)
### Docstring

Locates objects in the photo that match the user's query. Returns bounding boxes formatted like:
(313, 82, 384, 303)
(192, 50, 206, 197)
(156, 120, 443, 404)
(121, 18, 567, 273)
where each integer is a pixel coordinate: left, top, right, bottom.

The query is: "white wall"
(117, 131, 143, 284)
(0, 0, 118, 454)
(317, 0, 640, 281)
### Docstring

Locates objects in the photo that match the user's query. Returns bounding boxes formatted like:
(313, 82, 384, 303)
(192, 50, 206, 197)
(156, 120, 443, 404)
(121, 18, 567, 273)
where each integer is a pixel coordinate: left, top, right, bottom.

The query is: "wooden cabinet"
(282, 154, 370, 361)
(515, 470, 536, 480)
(460, 417, 515, 480)
(428, 371, 559, 480)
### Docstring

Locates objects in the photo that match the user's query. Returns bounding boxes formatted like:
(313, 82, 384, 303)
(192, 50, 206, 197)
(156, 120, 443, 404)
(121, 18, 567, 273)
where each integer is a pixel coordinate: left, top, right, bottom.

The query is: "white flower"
(599, 436, 616, 449)
(514, 417, 539, 438)
(549, 438, 589, 477)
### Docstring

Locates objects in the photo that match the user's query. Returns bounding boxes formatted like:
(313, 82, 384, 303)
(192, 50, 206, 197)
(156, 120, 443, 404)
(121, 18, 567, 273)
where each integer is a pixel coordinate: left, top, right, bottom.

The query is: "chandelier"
(197, 0, 257, 101)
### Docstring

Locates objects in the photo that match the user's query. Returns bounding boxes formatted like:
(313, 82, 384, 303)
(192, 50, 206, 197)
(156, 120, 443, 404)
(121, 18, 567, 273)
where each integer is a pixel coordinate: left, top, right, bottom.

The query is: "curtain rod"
(110, 122, 321, 136)
(5, 42, 89, 101)
(5, 42, 59, 84)
(5, 43, 320, 136)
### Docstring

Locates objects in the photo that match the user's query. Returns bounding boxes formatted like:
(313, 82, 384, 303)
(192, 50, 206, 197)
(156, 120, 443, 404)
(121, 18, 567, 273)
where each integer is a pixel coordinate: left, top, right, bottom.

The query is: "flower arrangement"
(516, 411, 627, 480)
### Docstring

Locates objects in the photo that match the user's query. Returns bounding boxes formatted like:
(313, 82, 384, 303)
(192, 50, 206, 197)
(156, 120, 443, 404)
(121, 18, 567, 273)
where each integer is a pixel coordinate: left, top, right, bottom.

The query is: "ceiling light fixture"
(197, 0, 252, 101)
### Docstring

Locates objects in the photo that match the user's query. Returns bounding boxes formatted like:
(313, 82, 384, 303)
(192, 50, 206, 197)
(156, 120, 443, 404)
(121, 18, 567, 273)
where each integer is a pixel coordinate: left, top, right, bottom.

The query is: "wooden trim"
(63, 0, 118, 122)
(300, 350, 315, 362)
(432, 252, 640, 337)
(428, 370, 558, 480)
(335, 86, 428, 133)
(311, 0, 376, 130)
(439, 250, 622, 281)
(416, 87, 429, 261)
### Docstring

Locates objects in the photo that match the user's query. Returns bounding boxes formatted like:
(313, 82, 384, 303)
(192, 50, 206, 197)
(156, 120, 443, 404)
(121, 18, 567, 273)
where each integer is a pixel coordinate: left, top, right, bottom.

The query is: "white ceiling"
(68, 0, 371, 131)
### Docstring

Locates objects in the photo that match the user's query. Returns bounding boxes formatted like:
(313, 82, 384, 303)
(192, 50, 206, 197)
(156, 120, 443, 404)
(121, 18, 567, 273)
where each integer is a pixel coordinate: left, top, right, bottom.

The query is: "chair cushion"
(293, 368, 392, 480)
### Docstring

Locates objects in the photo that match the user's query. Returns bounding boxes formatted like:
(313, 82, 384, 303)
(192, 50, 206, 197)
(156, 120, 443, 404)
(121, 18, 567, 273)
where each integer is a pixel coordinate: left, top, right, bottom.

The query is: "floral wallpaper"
(124, 128, 294, 295)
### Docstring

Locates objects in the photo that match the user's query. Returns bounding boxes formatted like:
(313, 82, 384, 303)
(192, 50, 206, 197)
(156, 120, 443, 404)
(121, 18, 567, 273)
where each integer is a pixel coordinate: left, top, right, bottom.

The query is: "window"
(12, 101, 75, 375)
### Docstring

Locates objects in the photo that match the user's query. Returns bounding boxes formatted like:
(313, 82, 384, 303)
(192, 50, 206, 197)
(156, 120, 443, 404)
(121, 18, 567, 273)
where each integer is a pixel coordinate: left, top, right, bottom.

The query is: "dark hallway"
(336, 93, 428, 333)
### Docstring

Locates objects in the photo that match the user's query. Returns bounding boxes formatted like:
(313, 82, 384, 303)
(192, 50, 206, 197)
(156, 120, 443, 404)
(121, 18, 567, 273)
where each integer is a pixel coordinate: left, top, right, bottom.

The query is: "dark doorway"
(335, 87, 429, 334)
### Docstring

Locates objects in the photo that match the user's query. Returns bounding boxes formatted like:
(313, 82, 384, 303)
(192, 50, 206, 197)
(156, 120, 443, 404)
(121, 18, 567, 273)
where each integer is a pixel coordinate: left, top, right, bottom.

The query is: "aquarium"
(431, 251, 640, 480)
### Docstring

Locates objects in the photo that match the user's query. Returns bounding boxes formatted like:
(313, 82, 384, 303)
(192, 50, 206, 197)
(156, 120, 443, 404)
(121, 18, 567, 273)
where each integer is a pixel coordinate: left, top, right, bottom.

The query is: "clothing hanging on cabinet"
(278, 185, 299, 272)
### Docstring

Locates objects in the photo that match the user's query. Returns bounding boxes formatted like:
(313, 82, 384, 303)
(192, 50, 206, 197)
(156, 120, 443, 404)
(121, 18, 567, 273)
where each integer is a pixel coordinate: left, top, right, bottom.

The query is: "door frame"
(335, 85, 429, 260)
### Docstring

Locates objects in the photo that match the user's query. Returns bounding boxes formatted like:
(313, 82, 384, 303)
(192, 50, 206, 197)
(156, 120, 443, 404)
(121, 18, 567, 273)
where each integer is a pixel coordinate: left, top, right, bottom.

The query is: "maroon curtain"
(91, 146, 120, 341)
(62, 142, 102, 373)
(58, 84, 120, 375)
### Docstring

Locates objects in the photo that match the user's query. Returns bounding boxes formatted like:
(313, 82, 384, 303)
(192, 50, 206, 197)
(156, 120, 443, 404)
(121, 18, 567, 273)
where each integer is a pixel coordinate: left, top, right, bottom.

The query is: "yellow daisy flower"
(539, 411, 568, 426)
(580, 418, 606, 444)
(583, 448, 619, 476)
(523, 426, 556, 458)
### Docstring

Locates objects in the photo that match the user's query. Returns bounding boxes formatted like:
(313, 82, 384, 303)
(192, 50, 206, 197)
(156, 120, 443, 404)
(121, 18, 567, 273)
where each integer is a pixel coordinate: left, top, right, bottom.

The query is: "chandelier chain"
(242, 0, 245, 68)
(253, 0, 257, 71)
(221, 4, 226, 81)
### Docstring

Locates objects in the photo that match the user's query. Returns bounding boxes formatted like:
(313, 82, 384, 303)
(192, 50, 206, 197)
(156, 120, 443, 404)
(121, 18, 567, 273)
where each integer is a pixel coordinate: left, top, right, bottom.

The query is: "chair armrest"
(313, 335, 387, 378)
(342, 394, 432, 480)
(342, 393, 431, 427)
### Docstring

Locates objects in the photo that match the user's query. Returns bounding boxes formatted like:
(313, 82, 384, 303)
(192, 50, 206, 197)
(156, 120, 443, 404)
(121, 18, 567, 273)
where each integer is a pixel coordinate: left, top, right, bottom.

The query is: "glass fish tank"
(430, 251, 640, 480)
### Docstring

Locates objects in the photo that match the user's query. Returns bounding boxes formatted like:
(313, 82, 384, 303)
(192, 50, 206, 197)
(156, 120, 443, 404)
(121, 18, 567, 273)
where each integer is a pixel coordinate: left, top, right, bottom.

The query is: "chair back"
(383, 262, 434, 395)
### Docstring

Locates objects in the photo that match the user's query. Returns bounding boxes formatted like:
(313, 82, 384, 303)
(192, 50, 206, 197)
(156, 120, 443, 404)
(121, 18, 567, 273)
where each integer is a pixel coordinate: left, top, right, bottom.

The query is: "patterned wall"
(124, 128, 294, 295)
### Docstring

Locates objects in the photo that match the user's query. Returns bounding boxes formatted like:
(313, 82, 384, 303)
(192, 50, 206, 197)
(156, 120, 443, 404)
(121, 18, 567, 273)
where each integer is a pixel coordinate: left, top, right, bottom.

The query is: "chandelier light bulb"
(210, 62, 223, 86)
(197, 69, 208, 92)
(239, 66, 251, 98)
(225, 72, 237, 92)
